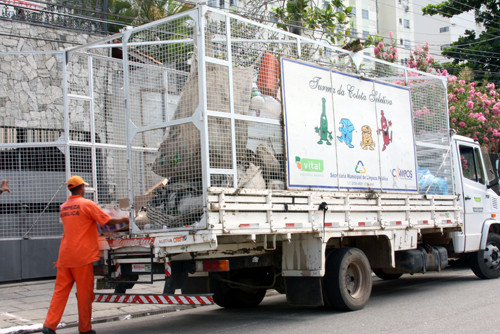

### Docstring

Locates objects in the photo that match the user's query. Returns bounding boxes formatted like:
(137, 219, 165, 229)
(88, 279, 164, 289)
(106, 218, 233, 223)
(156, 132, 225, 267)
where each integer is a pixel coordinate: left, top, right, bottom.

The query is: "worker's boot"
(79, 331, 96, 334)
(42, 327, 56, 334)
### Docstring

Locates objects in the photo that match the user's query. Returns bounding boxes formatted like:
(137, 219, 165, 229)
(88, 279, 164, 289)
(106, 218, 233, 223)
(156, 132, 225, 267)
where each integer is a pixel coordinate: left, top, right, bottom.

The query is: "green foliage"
(107, 0, 194, 33)
(422, 0, 500, 86)
(271, 0, 353, 44)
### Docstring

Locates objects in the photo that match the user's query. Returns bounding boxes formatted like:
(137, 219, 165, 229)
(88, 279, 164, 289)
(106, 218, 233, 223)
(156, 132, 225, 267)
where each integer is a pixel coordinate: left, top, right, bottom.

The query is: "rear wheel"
(373, 268, 403, 280)
(471, 233, 500, 279)
(210, 270, 267, 308)
(323, 248, 372, 311)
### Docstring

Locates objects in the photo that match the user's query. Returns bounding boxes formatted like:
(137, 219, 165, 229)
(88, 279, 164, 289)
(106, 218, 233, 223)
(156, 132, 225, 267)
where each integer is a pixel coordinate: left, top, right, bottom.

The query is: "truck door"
(457, 141, 488, 251)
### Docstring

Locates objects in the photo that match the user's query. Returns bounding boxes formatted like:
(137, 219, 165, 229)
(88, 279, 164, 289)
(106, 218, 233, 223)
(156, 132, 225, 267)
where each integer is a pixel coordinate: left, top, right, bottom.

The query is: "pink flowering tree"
(447, 79, 500, 153)
(366, 31, 398, 63)
(407, 42, 500, 153)
(408, 42, 434, 72)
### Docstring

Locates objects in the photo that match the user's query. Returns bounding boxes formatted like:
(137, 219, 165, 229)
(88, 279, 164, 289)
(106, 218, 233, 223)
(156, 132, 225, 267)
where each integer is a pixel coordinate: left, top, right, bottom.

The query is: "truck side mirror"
(487, 178, 499, 189)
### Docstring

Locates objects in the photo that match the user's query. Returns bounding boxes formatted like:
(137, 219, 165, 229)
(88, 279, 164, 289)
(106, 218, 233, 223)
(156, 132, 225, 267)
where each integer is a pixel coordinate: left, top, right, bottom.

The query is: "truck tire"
(373, 269, 403, 280)
(210, 272, 266, 308)
(323, 248, 372, 311)
(471, 233, 500, 279)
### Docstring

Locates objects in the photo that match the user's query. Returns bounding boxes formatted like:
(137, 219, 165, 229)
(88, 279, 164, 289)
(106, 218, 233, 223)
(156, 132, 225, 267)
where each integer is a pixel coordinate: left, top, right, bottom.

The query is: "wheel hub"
(484, 243, 500, 269)
(345, 263, 362, 297)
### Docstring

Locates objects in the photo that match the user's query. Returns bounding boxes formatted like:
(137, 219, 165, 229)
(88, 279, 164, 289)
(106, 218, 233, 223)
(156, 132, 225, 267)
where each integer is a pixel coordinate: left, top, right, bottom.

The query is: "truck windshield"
(481, 146, 500, 195)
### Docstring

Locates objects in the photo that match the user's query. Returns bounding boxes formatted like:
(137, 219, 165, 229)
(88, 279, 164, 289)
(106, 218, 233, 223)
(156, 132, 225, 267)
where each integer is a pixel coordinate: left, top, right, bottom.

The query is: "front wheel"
(471, 233, 500, 279)
(323, 248, 372, 311)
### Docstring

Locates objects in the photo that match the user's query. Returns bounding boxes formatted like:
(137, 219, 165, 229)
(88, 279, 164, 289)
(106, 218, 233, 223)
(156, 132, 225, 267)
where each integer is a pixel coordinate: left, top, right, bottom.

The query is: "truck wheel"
(471, 233, 500, 279)
(323, 248, 372, 311)
(210, 272, 266, 308)
(373, 269, 403, 280)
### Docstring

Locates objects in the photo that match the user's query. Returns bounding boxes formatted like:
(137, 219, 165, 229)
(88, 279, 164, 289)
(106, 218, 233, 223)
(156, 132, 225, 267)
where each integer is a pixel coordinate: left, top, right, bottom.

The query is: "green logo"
(296, 156, 324, 172)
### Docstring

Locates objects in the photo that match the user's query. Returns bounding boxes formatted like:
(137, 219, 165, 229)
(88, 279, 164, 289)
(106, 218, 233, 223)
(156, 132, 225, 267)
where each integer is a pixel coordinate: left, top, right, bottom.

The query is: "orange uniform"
(44, 195, 111, 333)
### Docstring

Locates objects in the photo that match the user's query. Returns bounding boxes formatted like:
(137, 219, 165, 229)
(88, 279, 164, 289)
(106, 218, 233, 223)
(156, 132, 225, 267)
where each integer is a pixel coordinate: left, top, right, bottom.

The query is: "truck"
(83, 5, 500, 311)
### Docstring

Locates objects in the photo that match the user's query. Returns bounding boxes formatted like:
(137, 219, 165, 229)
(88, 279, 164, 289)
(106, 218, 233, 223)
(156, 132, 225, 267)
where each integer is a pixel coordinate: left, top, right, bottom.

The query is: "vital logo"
(355, 160, 367, 174)
(392, 168, 413, 180)
(296, 156, 324, 172)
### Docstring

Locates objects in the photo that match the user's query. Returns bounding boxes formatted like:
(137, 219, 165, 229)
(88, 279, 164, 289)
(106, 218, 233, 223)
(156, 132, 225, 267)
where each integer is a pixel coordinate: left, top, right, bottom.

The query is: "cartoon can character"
(337, 118, 355, 148)
(360, 125, 375, 150)
(315, 98, 333, 145)
(377, 110, 392, 151)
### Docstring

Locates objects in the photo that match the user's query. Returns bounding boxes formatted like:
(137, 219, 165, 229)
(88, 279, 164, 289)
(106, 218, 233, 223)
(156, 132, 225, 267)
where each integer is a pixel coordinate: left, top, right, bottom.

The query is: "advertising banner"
(281, 57, 417, 192)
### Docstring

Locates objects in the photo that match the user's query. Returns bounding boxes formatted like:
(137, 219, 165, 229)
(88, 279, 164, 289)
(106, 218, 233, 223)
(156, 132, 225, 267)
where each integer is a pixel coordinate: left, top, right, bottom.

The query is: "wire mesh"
(0, 6, 454, 236)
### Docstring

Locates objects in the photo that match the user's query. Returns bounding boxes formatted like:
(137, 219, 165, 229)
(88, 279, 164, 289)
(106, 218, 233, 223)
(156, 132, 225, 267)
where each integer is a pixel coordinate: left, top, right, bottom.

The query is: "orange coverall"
(44, 195, 111, 333)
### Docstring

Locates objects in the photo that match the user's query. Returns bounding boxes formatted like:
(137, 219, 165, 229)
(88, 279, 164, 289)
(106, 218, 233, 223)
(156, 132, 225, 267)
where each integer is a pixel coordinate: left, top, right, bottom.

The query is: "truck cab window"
(459, 145, 485, 184)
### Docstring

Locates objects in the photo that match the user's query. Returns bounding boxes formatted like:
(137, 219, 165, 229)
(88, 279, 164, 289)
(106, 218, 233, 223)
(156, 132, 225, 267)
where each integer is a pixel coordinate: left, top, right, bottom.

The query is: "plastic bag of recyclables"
(97, 208, 129, 234)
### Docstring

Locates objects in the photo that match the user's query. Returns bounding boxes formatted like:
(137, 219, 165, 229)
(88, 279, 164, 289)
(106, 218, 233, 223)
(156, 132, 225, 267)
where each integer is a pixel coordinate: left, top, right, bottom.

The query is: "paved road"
(55, 267, 499, 334)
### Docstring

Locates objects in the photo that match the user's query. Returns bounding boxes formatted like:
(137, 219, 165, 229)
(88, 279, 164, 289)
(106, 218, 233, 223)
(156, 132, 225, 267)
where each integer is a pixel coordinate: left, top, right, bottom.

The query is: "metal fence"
(0, 5, 452, 239)
(1, 0, 110, 34)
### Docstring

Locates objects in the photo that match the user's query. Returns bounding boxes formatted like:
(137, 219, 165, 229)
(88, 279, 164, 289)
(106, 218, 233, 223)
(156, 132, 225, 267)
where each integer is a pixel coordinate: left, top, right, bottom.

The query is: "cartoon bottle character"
(337, 118, 355, 148)
(377, 110, 392, 151)
(360, 125, 375, 150)
(315, 98, 333, 145)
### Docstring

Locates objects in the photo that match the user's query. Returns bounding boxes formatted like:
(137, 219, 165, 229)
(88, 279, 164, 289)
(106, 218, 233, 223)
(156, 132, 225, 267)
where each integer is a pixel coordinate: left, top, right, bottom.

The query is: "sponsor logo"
(474, 197, 482, 203)
(392, 168, 413, 180)
(107, 237, 155, 248)
(132, 264, 152, 272)
(173, 235, 188, 243)
(295, 156, 324, 172)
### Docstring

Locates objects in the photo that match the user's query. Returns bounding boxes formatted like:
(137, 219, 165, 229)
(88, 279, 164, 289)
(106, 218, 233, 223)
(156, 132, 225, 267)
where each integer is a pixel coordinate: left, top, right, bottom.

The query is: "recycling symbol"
(355, 160, 366, 174)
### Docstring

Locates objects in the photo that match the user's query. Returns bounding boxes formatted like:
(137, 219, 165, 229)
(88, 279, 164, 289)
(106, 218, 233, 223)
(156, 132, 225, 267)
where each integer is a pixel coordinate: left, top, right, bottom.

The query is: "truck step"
(94, 293, 214, 305)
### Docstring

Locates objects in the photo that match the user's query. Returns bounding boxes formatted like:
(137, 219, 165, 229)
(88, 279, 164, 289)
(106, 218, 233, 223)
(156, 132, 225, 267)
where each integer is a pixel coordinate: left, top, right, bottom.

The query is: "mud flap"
(285, 277, 324, 306)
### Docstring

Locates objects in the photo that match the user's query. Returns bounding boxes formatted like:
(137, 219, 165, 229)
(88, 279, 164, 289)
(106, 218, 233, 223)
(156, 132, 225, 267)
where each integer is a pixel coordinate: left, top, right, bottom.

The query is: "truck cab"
(450, 134, 500, 277)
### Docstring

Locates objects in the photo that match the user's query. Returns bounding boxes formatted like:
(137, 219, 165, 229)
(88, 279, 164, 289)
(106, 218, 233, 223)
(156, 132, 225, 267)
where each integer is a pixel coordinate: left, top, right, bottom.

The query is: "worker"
(0, 179, 10, 195)
(42, 176, 129, 334)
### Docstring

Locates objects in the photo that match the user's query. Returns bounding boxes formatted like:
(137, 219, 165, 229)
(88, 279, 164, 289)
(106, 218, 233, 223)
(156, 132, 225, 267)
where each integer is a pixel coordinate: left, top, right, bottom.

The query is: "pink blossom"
(374, 47, 380, 56)
(389, 54, 394, 59)
(389, 31, 393, 38)
(450, 106, 455, 112)
(378, 42, 384, 48)
(459, 122, 466, 128)
(459, 80, 466, 85)
(384, 52, 388, 58)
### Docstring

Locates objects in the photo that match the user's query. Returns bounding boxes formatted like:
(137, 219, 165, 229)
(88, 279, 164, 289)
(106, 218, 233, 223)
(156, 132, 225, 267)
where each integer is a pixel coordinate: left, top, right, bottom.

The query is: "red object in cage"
(257, 51, 280, 98)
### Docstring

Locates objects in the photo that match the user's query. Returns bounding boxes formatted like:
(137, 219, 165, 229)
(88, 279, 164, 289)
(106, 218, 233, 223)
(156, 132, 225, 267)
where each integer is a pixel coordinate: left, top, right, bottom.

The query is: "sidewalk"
(0, 277, 194, 334)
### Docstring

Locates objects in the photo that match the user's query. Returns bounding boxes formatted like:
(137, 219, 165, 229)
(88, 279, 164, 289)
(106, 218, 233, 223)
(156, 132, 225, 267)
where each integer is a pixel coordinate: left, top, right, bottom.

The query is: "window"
(404, 19, 410, 28)
(404, 39, 411, 49)
(460, 145, 486, 184)
(362, 30, 369, 39)
(230, 0, 237, 6)
(362, 9, 369, 19)
(399, 18, 402, 25)
(440, 26, 450, 33)
(400, 38, 403, 45)
(351, 7, 356, 16)
(350, 28, 357, 37)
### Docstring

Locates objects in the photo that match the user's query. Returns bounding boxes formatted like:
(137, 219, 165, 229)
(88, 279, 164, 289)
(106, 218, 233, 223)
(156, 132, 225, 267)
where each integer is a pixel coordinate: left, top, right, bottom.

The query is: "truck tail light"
(199, 260, 229, 272)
